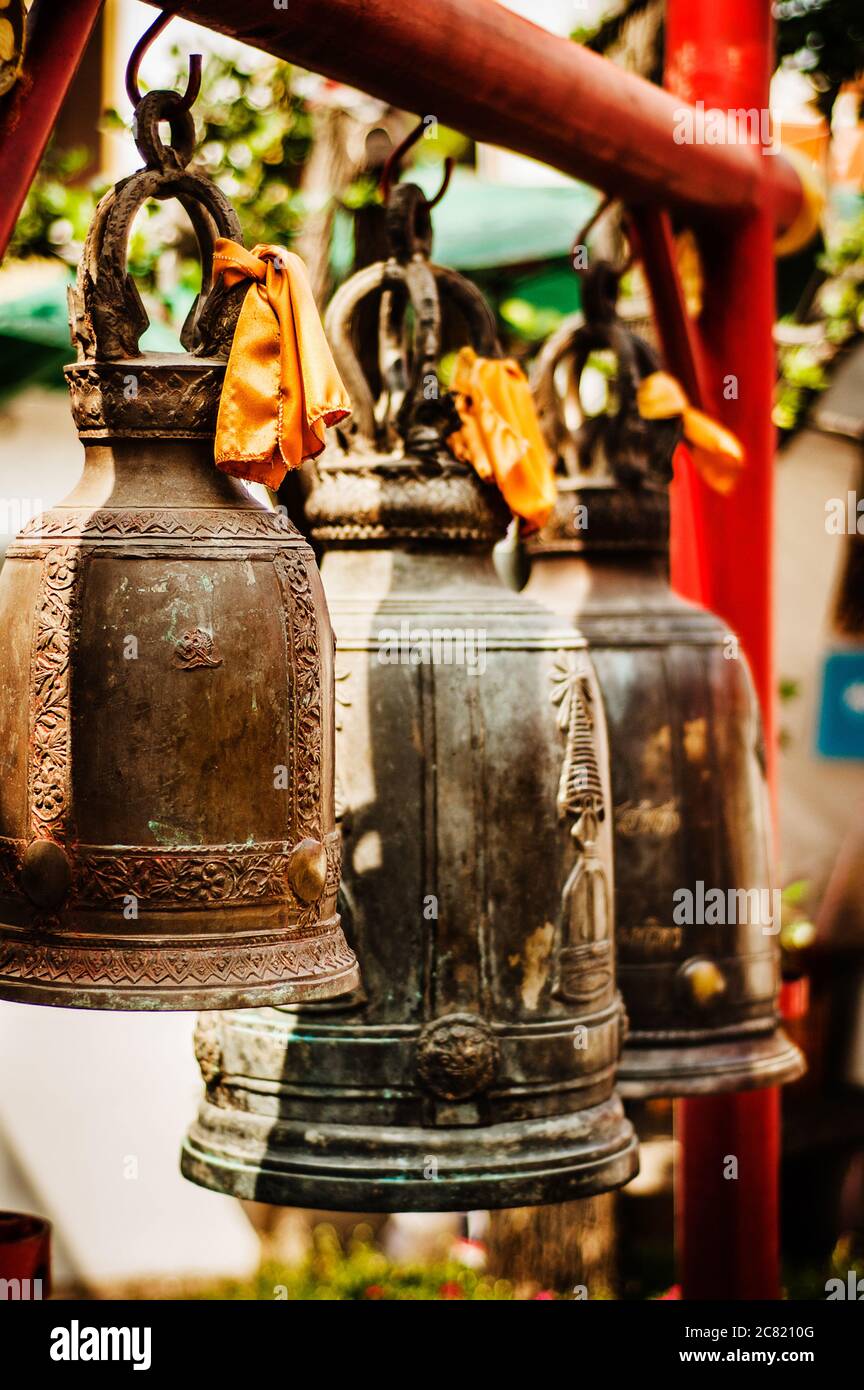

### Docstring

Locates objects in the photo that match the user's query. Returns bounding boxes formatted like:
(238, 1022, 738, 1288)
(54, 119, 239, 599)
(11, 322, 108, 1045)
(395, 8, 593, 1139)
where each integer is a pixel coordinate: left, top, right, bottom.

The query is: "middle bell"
(182, 183, 638, 1210)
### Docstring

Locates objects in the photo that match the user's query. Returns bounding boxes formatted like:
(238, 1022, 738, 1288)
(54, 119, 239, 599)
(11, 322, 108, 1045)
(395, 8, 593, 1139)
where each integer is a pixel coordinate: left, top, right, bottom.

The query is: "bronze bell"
(0, 85, 358, 1008)
(525, 264, 804, 1096)
(182, 184, 638, 1209)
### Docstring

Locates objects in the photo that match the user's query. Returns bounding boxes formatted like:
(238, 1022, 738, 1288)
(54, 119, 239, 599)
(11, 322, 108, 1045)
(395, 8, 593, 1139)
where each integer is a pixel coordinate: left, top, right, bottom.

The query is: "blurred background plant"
(774, 210, 864, 434)
(775, 0, 864, 122)
(7, 145, 97, 265)
(7, 44, 473, 334)
(116, 1217, 858, 1301)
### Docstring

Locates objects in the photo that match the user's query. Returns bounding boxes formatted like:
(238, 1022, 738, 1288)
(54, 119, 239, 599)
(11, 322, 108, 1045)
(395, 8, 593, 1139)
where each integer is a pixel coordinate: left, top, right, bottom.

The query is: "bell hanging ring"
(0, 72, 358, 1008)
(526, 262, 804, 1096)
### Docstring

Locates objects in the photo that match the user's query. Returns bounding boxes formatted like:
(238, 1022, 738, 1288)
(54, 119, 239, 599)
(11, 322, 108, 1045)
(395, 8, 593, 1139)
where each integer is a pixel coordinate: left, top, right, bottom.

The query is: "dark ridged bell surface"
(181, 187, 638, 1209)
(524, 271, 804, 1097)
(0, 93, 358, 1009)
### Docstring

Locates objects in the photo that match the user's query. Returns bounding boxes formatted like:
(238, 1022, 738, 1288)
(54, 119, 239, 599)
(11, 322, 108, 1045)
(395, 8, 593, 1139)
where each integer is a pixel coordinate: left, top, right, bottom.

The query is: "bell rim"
(616, 1028, 806, 1099)
(179, 1096, 639, 1211)
(526, 475, 670, 558)
(0, 925, 360, 1012)
(304, 452, 512, 547)
(63, 356, 227, 440)
(0, 961, 361, 1012)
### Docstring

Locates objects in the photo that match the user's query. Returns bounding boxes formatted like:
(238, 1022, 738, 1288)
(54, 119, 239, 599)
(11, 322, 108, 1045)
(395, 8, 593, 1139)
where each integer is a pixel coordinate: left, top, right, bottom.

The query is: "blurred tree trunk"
(296, 106, 358, 306)
(486, 1196, 617, 1298)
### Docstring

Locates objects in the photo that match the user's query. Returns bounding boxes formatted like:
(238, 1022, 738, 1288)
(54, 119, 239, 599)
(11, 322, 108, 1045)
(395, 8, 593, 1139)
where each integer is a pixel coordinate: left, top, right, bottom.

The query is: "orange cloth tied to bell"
(212, 239, 351, 490)
(636, 371, 745, 496)
(447, 346, 557, 531)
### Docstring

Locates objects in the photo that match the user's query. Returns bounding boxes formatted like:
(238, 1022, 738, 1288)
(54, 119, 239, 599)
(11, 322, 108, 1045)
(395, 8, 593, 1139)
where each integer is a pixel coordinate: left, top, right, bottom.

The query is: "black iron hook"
(380, 118, 454, 208)
(125, 10, 202, 112)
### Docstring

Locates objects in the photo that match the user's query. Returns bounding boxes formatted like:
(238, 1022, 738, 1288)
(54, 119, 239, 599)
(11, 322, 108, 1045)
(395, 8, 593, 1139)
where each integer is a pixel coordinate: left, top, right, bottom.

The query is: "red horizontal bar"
(158, 0, 802, 229)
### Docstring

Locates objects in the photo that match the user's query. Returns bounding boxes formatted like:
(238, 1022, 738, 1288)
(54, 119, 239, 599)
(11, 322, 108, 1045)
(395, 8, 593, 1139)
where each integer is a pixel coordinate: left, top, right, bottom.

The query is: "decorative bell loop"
(0, 43, 358, 1009)
(182, 189, 638, 1209)
(525, 281, 804, 1097)
(322, 177, 499, 467)
(534, 259, 679, 491)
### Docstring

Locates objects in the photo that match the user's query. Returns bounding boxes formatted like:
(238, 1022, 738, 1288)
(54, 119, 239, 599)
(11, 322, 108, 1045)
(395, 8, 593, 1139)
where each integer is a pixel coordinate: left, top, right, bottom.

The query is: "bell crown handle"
(69, 87, 244, 364)
(324, 180, 499, 459)
(531, 260, 680, 487)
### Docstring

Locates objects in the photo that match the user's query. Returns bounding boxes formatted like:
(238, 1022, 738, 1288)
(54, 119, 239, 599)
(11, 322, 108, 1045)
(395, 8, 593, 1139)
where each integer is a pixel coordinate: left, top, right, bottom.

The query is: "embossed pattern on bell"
(0, 83, 358, 1009)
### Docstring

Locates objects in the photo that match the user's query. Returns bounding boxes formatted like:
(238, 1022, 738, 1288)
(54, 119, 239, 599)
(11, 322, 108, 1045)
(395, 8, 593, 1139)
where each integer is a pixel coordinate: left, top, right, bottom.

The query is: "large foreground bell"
(525, 266, 804, 1097)
(0, 90, 357, 1009)
(182, 186, 638, 1209)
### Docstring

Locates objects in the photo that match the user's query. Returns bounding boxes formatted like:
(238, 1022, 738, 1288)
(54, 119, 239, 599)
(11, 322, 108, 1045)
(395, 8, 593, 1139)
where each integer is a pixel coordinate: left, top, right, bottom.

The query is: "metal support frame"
(144, 0, 801, 231)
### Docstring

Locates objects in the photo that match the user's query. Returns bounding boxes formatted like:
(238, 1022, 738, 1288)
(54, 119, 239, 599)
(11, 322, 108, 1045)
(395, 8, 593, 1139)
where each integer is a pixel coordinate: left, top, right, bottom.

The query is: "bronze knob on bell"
(287, 839, 329, 903)
(678, 958, 727, 1009)
(20, 841, 72, 913)
(415, 1014, 501, 1101)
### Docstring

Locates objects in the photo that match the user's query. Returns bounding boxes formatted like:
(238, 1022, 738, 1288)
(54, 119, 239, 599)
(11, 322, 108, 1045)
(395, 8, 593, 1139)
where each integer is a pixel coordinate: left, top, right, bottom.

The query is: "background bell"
(182, 186, 638, 1208)
(524, 267, 804, 1097)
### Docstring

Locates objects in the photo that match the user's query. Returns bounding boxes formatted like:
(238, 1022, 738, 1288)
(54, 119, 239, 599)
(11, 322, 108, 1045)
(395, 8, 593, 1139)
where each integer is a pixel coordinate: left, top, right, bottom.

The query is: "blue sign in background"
(816, 649, 864, 760)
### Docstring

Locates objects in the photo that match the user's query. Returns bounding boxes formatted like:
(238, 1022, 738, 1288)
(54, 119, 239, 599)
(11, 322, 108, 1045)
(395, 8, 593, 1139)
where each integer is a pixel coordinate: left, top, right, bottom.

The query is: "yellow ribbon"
(636, 371, 745, 496)
(447, 347, 557, 531)
(212, 239, 351, 490)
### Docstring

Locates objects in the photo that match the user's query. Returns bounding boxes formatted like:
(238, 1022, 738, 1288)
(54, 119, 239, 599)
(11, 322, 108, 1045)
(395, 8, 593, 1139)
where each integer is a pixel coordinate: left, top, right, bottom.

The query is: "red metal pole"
(665, 0, 783, 1300)
(151, 0, 802, 230)
(677, 1091, 781, 1301)
(0, 0, 105, 261)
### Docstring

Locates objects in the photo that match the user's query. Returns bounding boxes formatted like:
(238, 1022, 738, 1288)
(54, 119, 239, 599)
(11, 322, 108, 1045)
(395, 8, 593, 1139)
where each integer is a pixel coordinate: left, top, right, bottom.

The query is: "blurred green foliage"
(574, 0, 864, 125)
(780, 878, 816, 955)
(7, 145, 96, 263)
(191, 1225, 521, 1301)
(499, 297, 564, 344)
(188, 55, 311, 248)
(165, 1218, 854, 1301)
(784, 1242, 864, 1300)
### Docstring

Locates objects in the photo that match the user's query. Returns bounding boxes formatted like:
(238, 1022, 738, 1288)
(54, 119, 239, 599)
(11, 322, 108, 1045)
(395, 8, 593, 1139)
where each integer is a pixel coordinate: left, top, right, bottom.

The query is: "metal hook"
(380, 118, 454, 207)
(572, 195, 635, 278)
(125, 10, 202, 112)
(572, 195, 612, 263)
